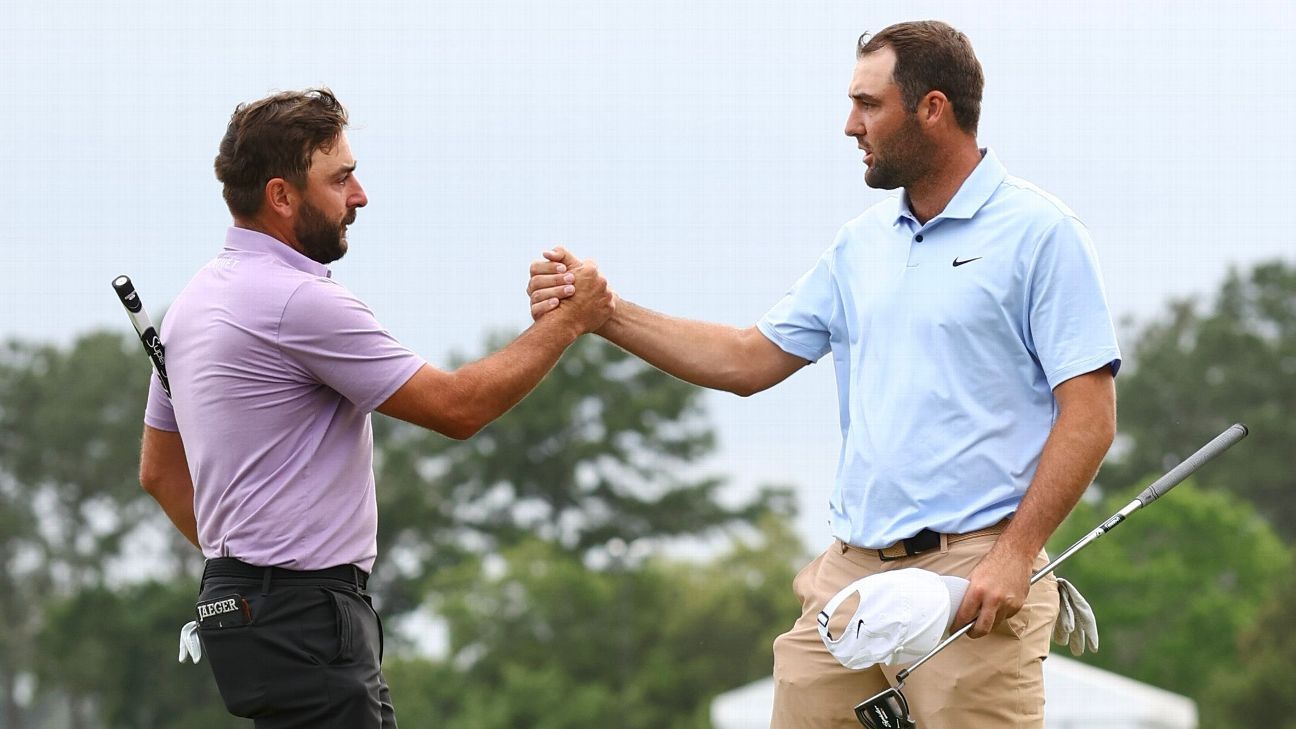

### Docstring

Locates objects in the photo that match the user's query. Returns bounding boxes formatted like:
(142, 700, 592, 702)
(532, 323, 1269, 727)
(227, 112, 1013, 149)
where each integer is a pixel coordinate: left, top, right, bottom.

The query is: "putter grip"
(111, 275, 172, 398)
(1135, 423, 1249, 506)
(112, 275, 143, 313)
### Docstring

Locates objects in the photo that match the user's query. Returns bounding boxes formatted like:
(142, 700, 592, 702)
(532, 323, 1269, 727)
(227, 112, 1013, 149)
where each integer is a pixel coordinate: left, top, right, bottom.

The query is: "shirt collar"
(224, 226, 332, 278)
(894, 147, 1007, 225)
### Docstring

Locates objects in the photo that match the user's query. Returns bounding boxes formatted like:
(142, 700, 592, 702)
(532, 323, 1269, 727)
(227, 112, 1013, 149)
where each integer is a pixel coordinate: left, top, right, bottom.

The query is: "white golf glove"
(178, 621, 202, 664)
(1053, 578, 1099, 656)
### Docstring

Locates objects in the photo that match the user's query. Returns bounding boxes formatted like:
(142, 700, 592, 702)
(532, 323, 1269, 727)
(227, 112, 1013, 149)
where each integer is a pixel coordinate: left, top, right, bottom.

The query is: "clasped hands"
(527, 247, 613, 331)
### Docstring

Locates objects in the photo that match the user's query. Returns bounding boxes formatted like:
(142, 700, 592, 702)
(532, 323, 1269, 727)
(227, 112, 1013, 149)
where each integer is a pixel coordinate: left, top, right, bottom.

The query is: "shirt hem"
(1045, 351, 1122, 390)
(755, 320, 828, 363)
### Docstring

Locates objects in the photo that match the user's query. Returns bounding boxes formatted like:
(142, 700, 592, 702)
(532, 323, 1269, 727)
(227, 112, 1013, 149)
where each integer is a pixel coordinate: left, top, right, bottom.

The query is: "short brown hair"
(213, 88, 349, 218)
(857, 21, 984, 135)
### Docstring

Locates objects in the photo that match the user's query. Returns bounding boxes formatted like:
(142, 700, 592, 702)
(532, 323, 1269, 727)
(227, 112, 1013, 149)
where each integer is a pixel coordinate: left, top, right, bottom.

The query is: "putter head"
(854, 686, 917, 729)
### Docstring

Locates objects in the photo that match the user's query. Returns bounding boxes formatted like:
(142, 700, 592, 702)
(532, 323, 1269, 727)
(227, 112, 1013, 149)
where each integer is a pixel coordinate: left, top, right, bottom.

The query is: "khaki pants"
(771, 533, 1059, 729)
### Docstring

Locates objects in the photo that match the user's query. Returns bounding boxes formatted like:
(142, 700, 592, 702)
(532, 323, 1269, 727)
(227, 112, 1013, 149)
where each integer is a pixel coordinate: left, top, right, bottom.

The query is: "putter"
(111, 275, 171, 398)
(853, 423, 1250, 729)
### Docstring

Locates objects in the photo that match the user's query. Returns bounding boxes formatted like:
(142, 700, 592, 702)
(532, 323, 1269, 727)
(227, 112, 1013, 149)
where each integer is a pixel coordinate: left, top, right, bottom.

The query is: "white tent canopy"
(711, 656, 1198, 729)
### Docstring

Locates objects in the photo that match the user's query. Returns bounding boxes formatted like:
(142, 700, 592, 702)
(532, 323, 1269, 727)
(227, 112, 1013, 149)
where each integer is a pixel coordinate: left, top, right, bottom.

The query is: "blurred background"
(1, 1, 1293, 727)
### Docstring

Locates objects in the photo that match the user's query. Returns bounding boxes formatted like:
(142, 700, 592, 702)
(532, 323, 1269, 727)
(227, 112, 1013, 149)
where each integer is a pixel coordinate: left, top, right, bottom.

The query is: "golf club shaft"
(896, 423, 1249, 682)
(111, 275, 171, 397)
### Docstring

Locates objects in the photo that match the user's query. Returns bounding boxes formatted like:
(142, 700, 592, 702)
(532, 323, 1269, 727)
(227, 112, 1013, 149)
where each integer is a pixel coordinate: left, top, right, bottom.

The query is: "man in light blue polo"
(527, 20, 1119, 728)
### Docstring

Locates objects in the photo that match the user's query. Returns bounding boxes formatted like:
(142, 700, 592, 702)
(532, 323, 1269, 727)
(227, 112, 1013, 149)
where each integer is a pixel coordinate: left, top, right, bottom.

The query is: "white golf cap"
(817, 568, 970, 669)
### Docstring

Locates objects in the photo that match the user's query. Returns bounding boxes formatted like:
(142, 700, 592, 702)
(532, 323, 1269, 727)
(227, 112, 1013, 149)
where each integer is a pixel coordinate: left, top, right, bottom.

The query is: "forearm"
(150, 478, 201, 550)
(140, 427, 200, 549)
(596, 301, 767, 395)
(446, 316, 580, 435)
(995, 389, 1116, 559)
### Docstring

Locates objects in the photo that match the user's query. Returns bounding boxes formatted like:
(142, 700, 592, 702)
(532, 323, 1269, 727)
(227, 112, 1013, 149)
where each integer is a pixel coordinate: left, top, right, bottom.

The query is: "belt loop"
(939, 532, 949, 554)
(261, 566, 273, 596)
(838, 541, 849, 555)
(352, 565, 362, 590)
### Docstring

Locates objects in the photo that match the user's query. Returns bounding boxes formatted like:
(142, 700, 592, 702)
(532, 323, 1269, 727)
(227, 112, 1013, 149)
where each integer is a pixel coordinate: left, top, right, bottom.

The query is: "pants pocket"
(791, 552, 825, 608)
(323, 588, 355, 665)
(199, 620, 269, 717)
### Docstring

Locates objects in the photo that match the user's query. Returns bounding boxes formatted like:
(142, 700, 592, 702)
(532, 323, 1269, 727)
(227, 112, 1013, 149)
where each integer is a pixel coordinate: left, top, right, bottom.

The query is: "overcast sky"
(3, 1, 1293, 551)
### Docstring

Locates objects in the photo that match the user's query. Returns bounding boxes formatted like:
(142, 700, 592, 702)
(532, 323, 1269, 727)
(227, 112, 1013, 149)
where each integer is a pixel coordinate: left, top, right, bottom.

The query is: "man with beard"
(526, 21, 1120, 728)
(137, 88, 614, 728)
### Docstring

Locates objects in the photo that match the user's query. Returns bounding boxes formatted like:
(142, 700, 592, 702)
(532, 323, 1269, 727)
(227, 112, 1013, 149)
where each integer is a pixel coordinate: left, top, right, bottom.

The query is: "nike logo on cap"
(952, 257, 982, 267)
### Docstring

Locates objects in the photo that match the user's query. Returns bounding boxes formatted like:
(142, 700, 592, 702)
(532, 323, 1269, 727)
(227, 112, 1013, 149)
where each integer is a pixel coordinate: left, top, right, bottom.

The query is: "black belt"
(877, 528, 942, 560)
(202, 557, 368, 591)
(875, 518, 1011, 561)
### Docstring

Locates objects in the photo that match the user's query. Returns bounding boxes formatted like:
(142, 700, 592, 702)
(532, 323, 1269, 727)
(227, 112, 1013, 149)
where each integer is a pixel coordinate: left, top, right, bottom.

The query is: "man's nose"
(845, 110, 866, 139)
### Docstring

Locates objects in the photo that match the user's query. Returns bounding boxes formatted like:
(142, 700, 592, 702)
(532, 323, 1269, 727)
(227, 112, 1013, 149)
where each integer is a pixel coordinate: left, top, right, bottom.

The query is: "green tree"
(1047, 479, 1290, 699)
(385, 513, 804, 729)
(36, 580, 239, 729)
(1101, 260, 1296, 537)
(1199, 570, 1296, 728)
(0, 333, 198, 728)
(371, 335, 786, 614)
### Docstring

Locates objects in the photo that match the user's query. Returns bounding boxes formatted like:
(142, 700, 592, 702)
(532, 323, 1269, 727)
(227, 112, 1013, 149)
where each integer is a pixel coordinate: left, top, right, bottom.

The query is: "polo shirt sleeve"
(756, 245, 837, 363)
(1025, 216, 1122, 389)
(143, 371, 179, 431)
(278, 278, 428, 413)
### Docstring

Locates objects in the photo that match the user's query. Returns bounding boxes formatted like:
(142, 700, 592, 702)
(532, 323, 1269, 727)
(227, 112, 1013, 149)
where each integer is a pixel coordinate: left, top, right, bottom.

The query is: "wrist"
(987, 533, 1039, 565)
(533, 307, 584, 343)
(593, 297, 628, 341)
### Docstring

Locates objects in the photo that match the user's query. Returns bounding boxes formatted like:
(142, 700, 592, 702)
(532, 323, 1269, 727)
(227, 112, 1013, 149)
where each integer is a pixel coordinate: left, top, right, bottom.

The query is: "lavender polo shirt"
(144, 227, 425, 572)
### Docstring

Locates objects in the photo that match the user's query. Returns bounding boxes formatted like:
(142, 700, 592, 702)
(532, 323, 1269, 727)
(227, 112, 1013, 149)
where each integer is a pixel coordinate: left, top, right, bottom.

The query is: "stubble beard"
(863, 113, 932, 191)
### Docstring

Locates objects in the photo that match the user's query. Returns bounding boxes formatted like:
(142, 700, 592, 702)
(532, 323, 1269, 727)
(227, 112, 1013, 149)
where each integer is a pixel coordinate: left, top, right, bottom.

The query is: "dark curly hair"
(213, 88, 349, 217)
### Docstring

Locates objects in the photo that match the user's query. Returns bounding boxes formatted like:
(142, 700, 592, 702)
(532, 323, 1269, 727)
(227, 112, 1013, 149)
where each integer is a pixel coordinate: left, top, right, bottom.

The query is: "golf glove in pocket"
(1053, 577, 1099, 656)
(178, 620, 202, 664)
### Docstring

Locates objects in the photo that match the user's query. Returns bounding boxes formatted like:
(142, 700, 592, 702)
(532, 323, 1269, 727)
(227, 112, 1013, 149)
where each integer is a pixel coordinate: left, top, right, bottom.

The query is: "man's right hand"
(529, 247, 587, 321)
(534, 249, 614, 333)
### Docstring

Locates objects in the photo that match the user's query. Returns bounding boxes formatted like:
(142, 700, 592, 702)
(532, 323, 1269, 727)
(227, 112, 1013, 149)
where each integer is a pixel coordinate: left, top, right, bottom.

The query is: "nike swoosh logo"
(952, 257, 982, 267)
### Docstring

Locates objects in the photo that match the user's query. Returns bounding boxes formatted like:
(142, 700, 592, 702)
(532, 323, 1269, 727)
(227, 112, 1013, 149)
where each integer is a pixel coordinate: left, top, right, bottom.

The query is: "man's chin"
(863, 172, 899, 190)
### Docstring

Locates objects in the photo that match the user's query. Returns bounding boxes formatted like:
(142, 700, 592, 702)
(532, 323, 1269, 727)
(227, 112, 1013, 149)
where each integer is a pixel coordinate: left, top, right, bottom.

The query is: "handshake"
(525, 247, 616, 334)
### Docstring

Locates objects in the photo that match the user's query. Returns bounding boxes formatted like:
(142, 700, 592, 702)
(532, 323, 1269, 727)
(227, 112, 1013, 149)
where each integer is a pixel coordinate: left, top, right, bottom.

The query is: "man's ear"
(264, 178, 297, 219)
(917, 90, 950, 130)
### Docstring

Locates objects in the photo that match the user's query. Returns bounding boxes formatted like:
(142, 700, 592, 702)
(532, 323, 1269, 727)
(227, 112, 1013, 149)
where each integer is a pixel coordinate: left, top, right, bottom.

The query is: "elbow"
(139, 466, 163, 498)
(442, 419, 483, 441)
(725, 366, 778, 398)
(1097, 391, 1118, 448)
(726, 378, 765, 398)
(1100, 409, 1117, 450)
(437, 407, 487, 441)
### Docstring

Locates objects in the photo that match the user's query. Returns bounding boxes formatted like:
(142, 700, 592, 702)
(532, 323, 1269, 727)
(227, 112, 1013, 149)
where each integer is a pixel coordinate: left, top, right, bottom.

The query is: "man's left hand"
(952, 547, 1033, 638)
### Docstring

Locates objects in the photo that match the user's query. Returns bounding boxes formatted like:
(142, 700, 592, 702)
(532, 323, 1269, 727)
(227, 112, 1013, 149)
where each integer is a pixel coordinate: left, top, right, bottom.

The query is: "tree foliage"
(0, 333, 197, 728)
(1101, 260, 1296, 537)
(385, 514, 804, 729)
(37, 580, 238, 729)
(1199, 570, 1296, 728)
(1047, 479, 1289, 699)
(371, 334, 788, 614)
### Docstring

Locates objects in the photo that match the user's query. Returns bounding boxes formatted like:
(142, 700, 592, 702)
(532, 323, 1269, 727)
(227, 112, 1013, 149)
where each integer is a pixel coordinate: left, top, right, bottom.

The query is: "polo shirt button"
(915, 234, 924, 242)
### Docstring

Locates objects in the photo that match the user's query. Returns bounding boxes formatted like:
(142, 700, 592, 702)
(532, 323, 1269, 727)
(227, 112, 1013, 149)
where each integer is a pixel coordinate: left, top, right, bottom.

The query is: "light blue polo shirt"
(758, 148, 1121, 549)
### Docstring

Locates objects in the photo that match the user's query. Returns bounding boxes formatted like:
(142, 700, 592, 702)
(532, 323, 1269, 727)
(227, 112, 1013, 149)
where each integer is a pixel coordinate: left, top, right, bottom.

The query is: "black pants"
(197, 559, 398, 728)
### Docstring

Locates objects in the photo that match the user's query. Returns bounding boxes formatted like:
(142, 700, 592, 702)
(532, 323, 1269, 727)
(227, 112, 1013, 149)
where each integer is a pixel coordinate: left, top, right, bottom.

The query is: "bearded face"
(294, 197, 356, 264)
(863, 111, 933, 191)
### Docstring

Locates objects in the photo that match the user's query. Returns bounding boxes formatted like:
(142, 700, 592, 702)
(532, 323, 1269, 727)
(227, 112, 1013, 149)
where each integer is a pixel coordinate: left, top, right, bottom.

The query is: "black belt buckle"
(879, 528, 941, 561)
